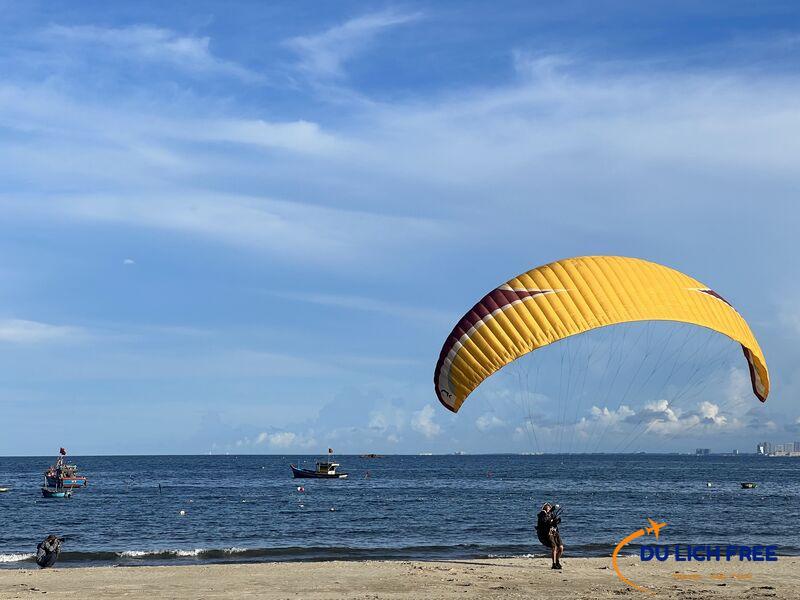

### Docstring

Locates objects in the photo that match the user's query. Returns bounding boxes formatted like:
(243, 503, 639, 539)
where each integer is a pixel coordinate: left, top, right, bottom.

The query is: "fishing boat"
(41, 487, 72, 499)
(741, 482, 758, 489)
(290, 448, 348, 479)
(0, 487, 10, 493)
(45, 448, 88, 489)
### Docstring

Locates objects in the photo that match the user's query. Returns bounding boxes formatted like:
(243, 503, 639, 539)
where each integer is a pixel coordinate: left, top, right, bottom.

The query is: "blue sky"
(1, 1, 799, 455)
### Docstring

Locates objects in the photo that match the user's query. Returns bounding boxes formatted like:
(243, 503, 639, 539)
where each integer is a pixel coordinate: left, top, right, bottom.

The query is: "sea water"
(0, 454, 798, 567)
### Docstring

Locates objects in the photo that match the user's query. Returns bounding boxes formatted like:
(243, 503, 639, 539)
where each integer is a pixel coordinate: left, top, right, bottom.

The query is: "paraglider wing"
(434, 256, 768, 413)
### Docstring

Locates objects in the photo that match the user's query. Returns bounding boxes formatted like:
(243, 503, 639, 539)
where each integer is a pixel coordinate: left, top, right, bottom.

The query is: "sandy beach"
(1, 556, 796, 599)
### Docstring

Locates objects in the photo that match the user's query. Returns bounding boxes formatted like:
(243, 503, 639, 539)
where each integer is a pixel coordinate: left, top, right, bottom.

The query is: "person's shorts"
(547, 527, 562, 549)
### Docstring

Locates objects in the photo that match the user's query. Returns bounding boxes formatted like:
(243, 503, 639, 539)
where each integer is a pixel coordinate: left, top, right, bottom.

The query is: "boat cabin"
(315, 461, 340, 475)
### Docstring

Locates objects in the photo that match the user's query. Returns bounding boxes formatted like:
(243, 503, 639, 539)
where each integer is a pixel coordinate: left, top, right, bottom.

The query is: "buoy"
(179, 510, 186, 516)
(297, 486, 305, 492)
(706, 482, 712, 487)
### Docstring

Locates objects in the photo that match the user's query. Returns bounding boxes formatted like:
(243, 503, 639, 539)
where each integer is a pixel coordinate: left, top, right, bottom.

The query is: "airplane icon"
(645, 518, 667, 539)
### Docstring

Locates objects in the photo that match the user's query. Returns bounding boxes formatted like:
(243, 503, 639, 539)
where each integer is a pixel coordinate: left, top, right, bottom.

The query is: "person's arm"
(546, 512, 559, 528)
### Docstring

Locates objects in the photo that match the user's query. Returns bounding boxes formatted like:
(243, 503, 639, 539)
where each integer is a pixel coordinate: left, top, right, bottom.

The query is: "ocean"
(1, 454, 798, 568)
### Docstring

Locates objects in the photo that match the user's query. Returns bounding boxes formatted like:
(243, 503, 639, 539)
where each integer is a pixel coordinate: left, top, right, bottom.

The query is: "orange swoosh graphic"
(612, 519, 667, 594)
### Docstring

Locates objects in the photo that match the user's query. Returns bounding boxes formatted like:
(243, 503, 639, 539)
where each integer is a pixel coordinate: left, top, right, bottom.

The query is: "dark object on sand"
(741, 482, 758, 489)
(35, 536, 63, 569)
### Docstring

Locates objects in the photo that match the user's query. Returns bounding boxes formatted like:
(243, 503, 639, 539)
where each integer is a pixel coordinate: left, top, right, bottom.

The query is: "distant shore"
(1, 556, 796, 599)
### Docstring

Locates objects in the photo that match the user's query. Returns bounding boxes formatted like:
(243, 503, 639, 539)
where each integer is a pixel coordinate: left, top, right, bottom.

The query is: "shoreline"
(1, 556, 796, 599)
(4, 546, 800, 570)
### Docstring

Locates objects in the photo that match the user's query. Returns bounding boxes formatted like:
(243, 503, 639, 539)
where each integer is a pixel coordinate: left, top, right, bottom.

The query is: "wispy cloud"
(8, 192, 443, 267)
(271, 291, 451, 324)
(286, 10, 420, 80)
(411, 404, 441, 438)
(216, 429, 318, 453)
(40, 24, 257, 80)
(0, 319, 87, 344)
(189, 118, 350, 156)
(0, 6, 797, 454)
(475, 413, 505, 432)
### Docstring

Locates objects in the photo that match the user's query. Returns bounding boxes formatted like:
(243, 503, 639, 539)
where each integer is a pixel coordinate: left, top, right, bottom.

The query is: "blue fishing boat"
(290, 448, 348, 479)
(44, 448, 88, 489)
(290, 462, 348, 479)
(41, 487, 72, 499)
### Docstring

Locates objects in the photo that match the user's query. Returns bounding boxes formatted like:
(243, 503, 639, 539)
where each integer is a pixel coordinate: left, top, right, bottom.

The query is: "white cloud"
(0, 319, 85, 344)
(272, 291, 451, 324)
(286, 11, 420, 80)
(589, 404, 635, 425)
(698, 401, 727, 426)
(411, 404, 441, 438)
(264, 431, 296, 447)
(41, 24, 256, 80)
(475, 413, 505, 432)
(248, 430, 316, 450)
(368, 412, 388, 432)
(367, 406, 407, 436)
(4, 46, 799, 277)
(17, 192, 442, 267)
(123, 258, 135, 265)
(640, 399, 679, 423)
(639, 400, 733, 436)
(185, 118, 350, 156)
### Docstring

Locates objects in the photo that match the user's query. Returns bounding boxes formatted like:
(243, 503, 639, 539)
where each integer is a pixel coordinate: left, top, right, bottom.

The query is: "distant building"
(695, 448, 710, 456)
(759, 441, 800, 457)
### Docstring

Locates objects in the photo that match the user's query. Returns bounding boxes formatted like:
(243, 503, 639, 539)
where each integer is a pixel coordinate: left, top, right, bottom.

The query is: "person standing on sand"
(536, 502, 564, 569)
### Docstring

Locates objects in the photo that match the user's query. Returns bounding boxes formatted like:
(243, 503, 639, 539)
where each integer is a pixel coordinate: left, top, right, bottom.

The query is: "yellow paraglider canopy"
(434, 256, 768, 413)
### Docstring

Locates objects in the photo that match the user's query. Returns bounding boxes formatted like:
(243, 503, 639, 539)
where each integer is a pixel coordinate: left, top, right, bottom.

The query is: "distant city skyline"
(757, 441, 800, 456)
(1, 1, 799, 455)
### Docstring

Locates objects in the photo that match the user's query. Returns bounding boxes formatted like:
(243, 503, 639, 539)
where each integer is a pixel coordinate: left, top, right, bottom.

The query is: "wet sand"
(0, 556, 796, 599)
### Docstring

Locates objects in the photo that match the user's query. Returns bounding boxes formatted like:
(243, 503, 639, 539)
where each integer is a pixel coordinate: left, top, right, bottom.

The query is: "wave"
(117, 547, 248, 560)
(3, 542, 799, 569)
(0, 553, 34, 564)
(0, 542, 607, 567)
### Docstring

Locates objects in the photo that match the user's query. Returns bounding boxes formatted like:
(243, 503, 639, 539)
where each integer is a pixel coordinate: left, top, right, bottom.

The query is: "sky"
(1, 1, 799, 455)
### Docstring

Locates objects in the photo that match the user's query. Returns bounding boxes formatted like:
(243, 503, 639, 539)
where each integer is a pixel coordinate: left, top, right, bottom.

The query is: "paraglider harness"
(35, 535, 64, 569)
(536, 504, 563, 549)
